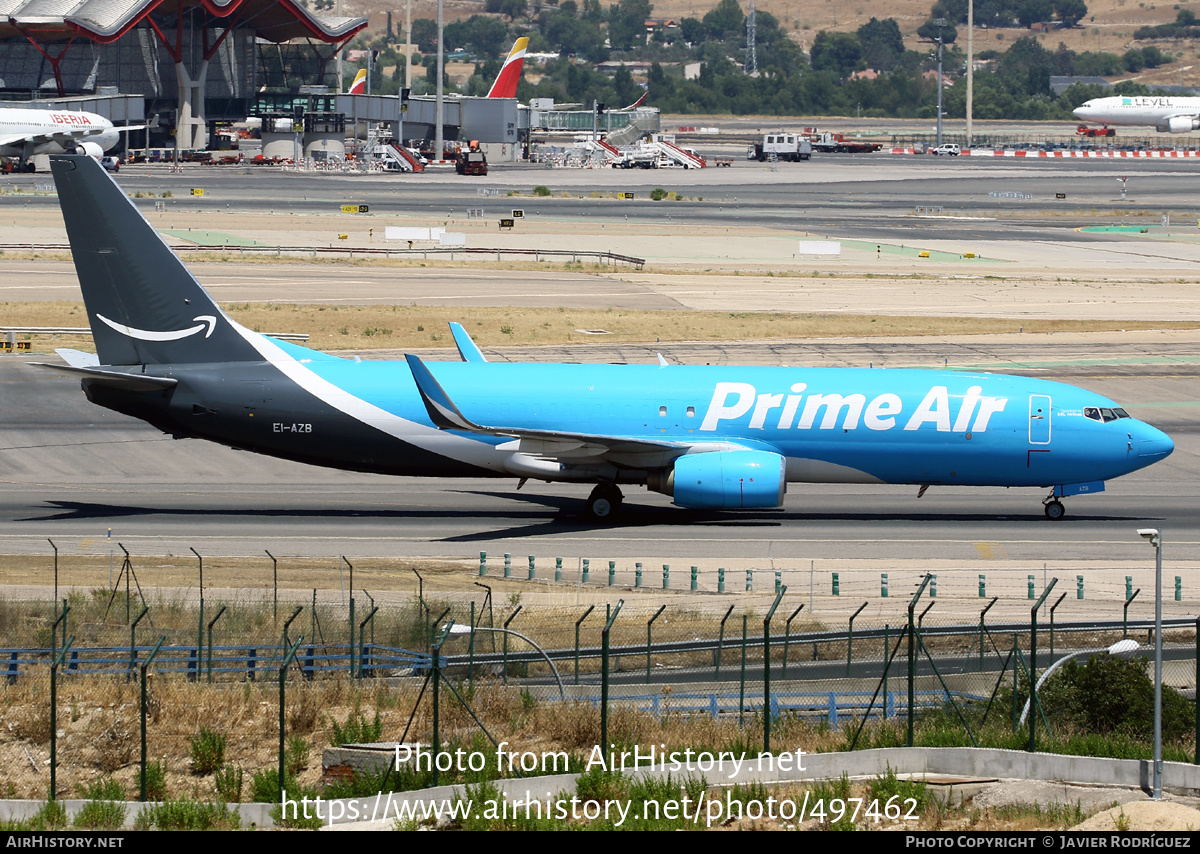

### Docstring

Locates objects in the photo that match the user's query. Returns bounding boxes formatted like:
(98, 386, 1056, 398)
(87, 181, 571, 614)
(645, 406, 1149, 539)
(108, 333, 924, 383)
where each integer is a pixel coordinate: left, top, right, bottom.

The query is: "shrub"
(532, 185, 552, 196)
(142, 760, 167, 801)
(29, 800, 67, 830)
(328, 708, 383, 746)
(650, 187, 668, 201)
(214, 764, 243, 803)
(134, 798, 240, 831)
(190, 727, 226, 775)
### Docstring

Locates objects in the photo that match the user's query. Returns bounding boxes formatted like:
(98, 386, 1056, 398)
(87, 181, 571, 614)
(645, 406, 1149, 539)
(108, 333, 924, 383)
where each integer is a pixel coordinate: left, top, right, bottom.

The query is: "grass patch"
(134, 797, 241, 831)
(6, 299, 1195, 354)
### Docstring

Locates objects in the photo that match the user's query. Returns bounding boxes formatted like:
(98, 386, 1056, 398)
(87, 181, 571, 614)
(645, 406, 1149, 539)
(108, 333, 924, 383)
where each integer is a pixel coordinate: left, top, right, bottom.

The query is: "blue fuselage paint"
(279, 347, 1172, 489)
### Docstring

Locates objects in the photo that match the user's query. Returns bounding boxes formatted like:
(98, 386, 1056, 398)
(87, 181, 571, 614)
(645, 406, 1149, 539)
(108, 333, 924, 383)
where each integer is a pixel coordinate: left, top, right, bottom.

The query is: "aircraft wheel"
(585, 484, 623, 521)
(1044, 500, 1065, 520)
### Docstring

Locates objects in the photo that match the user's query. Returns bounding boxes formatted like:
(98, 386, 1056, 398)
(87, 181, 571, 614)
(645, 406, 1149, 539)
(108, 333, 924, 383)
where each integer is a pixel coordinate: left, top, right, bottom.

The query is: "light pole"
(446, 624, 566, 700)
(1138, 527, 1164, 799)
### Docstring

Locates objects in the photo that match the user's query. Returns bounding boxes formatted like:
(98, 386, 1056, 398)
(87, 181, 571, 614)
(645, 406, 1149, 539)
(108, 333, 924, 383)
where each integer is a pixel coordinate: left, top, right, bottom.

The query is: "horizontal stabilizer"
(31, 361, 178, 390)
(54, 348, 100, 368)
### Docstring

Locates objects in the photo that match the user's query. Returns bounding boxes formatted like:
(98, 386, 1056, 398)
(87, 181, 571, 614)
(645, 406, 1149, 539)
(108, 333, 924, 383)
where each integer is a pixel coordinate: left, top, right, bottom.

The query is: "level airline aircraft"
(0, 107, 136, 168)
(38, 155, 1173, 520)
(1073, 95, 1200, 133)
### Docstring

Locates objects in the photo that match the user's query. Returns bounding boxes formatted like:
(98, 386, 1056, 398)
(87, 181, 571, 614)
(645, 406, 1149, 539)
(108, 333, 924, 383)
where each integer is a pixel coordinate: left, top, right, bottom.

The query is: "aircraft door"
(1028, 395, 1051, 444)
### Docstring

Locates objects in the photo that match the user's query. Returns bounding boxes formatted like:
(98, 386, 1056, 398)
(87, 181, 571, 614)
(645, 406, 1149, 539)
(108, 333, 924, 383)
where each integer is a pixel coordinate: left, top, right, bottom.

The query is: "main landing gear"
(1043, 493, 1065, 520)
(585, 483, 623, 521)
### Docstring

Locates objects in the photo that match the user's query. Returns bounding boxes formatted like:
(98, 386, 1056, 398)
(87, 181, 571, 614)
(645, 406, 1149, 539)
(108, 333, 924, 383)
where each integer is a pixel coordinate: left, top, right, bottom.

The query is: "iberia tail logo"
(487, 38, 528, 99)
(348, 69, 367, 95)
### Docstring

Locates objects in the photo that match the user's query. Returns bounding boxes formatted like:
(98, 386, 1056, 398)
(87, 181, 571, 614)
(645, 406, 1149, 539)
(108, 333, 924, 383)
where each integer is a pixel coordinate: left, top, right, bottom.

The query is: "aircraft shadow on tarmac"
(22, 496, 1155, 543)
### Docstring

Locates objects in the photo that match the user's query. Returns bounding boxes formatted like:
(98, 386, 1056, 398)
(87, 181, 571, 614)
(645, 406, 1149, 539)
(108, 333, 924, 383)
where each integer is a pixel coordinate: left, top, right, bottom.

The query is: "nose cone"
(1073, 106, 1085, 120)
(1135, 421, 1174, 462)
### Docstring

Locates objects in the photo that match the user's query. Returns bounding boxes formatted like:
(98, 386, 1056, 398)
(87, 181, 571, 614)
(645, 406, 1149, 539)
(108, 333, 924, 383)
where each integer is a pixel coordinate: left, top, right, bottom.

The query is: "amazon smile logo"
(96, 313, 216, 341)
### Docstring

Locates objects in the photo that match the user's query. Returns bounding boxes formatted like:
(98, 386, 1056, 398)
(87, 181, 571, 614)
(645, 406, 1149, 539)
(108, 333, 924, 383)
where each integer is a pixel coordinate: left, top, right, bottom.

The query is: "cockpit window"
(1084, 406, 1130, 423)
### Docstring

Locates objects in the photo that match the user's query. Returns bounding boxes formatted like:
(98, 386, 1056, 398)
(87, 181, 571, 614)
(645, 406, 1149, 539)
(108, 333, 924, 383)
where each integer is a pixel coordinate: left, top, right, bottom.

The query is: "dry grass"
(4, 299, 1194, 353)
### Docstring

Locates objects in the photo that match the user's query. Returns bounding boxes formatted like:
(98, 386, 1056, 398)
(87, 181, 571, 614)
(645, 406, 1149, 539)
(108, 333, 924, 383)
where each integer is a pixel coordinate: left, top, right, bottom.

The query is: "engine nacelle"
(1158, 116, 1200, 134)
(650, 450, 786, 510)
(77, 141, 104, 158)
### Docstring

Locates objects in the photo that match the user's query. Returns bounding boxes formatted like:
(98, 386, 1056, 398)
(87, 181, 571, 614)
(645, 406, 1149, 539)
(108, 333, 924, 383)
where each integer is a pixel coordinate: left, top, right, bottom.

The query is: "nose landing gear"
(1043, 493, 1065, 520)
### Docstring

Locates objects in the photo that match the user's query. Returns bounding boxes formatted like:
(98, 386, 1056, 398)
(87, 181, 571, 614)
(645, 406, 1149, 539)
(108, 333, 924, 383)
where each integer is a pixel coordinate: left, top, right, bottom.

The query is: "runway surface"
(1, 342, 1195, 568)
(1, 153, 1198, 575)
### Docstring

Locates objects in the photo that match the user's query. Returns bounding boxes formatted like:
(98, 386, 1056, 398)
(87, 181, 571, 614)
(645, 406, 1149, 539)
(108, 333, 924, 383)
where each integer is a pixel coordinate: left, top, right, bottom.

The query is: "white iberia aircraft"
(1073, 95, 1200, 133)
(0, 107, 138, 170)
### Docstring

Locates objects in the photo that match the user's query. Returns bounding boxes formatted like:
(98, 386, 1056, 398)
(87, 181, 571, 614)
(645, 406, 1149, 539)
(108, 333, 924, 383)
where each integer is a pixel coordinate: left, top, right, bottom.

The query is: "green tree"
(607, 0, 652, 51)
(485, 0, 528, 20)
(1053, 0, 1087, 26)
(1017, 0, 1054, 28)
(702, 0, 744, 40)
(810, 31, 863, 78)
(857, 17, 905, 71)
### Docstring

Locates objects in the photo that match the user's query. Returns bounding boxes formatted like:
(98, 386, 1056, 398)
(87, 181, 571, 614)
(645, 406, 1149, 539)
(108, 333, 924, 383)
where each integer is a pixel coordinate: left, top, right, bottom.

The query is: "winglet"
(404, 354, 481, 432)
(449, 322, 488, 363)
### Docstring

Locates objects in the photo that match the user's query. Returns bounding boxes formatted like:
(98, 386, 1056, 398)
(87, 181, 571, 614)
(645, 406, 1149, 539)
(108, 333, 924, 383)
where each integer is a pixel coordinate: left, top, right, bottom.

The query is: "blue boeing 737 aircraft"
(38, 155, 1174, 521)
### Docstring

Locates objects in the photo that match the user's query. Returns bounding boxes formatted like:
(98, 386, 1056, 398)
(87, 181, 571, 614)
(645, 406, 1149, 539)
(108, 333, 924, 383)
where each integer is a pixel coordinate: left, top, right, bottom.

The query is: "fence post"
(207, 606, 227, 683)
(140, 636, 165, 801)
(130, 607, 149, 679)
(716, 605, 734, 681)
(503, 607, 522, 683)
(50, 636, 75, 801)
(601, 601, 624, 754)
(647, 605, 666, 683)
(783, 604, 804, 681)
(763, 586, 786, 754)
(1028, 578, 1059, 753)
(738, 615, 748, 725)
(847, 602, 868, 677)
(907, 574, 933, 747)
(574, 605, 595, 685)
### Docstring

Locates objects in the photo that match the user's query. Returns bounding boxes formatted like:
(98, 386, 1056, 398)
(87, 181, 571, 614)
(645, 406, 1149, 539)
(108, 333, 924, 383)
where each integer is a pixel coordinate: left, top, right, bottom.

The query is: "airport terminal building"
(0, 0, 368, 149)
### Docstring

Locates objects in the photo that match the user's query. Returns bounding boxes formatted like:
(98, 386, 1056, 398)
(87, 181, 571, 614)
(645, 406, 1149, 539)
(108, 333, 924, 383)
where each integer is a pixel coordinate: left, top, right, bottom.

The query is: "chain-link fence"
(4, 557, 1196, 805)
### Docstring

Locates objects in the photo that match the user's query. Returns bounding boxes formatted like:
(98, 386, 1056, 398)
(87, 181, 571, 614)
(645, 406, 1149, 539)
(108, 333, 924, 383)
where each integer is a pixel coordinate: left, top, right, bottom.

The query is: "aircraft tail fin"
(347, 68, 367, 94)
(50, 154, 264, 366)
(486, 37, 528, 98)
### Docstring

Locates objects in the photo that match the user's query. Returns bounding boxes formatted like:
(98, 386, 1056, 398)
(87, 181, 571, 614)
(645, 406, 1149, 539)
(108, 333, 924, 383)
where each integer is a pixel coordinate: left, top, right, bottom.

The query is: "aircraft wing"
(404, 353, 691, 463)
(0, 127, 108, 148)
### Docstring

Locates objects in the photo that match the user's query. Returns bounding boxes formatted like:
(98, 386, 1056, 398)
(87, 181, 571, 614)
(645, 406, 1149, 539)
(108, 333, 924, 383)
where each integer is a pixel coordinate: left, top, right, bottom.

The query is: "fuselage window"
(659, 405, 667, 417)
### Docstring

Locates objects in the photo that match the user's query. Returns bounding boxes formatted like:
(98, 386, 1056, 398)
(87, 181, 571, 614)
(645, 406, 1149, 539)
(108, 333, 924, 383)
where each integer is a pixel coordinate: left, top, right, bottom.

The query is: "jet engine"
(648, 450, 786, 509)
(1158, 116, 1200, 133)
(76, 141, 104, 158)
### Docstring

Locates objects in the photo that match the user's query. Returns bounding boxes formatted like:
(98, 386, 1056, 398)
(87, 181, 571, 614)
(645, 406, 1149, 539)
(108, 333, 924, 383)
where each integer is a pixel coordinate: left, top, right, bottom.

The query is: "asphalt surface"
(1, 153, 1198, 575)
(1, 344, 1195, 567)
